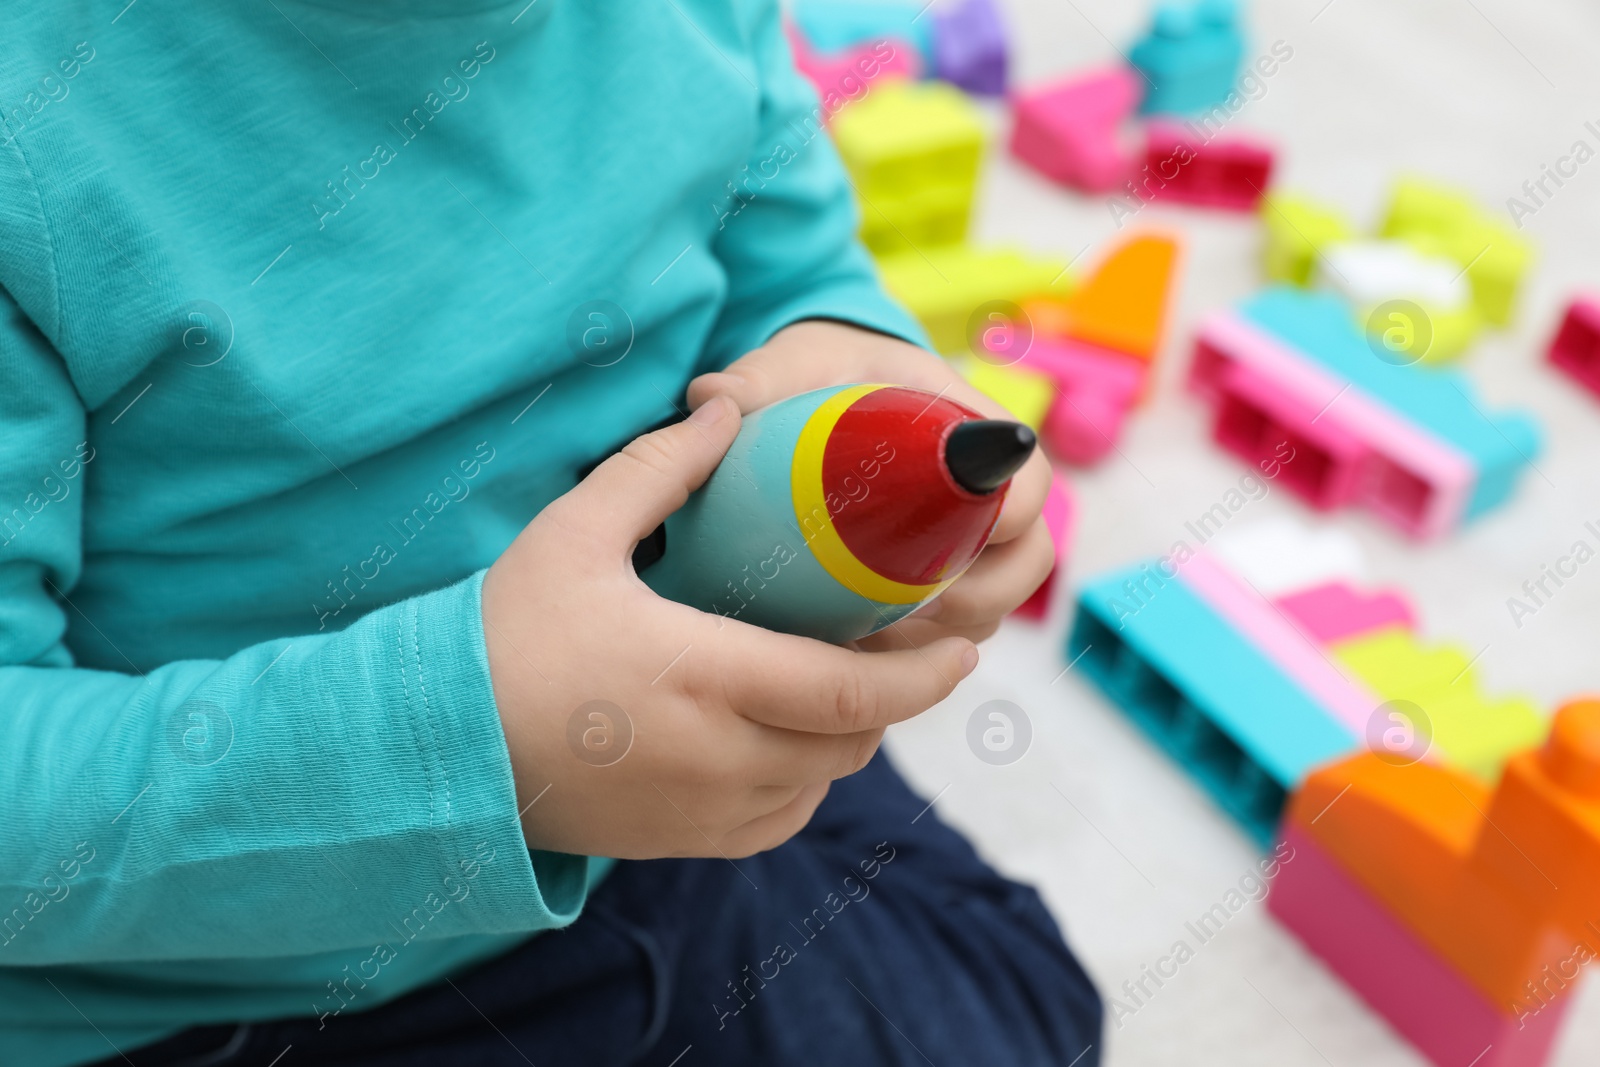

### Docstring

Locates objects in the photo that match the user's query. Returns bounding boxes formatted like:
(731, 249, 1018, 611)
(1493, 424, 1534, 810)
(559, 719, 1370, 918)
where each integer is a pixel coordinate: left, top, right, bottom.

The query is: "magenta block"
(1012, 472, 1077, 621)
(1142, 119, 1274, 211)
(1547, 295, 1600, 400)
(1190, 310, 1476, 539)
(1009, 67, 1143, 193)
(1273, 581, 1418, 646)
(786, 24, 921, 115)
(933, 0, 1007, 96)
(1021, 337, 1145, 465)
(1270, 824, 1575, 1067)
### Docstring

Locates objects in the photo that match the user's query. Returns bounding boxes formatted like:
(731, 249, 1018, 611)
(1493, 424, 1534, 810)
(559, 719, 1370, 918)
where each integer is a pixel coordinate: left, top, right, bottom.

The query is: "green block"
(832, 81, 984, 256)
(1333, 628, 1548, 782)
(875, 244, 1073, 355)
(1379, 177, 1533, 327)
(1261, 193, 1354, 286)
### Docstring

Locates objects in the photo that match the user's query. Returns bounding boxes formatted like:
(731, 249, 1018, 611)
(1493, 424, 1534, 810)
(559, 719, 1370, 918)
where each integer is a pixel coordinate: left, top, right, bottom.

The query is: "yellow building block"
(875, 245, 1073, 355)
(1379, 177, 1533, 327)
(952, 356, 1055, 430)
(1359, 297, 1482, 365)
(831, 81, 985, 256)
(1261, 193, 1354, 286)
(1332, 627, 1549, 782)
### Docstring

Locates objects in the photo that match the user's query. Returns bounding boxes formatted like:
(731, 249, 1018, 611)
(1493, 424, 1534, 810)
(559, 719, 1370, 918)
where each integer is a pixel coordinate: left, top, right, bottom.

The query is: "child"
(0, 2, 1102, 1064)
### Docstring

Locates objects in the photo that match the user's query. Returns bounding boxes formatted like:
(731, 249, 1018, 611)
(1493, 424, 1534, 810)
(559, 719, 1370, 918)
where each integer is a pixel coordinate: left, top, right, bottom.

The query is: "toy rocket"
(640, 383, 1035, 643)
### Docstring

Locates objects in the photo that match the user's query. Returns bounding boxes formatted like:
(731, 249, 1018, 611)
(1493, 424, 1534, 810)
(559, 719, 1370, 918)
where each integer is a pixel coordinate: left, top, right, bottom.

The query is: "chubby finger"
(719, 781, 832, 858)
(749, 725, 886, 787)
(852, 617, 1002, 653)
(555, 396, 740, 551)
(708, 624, 976, 734)
(918, 518, 1055, 628)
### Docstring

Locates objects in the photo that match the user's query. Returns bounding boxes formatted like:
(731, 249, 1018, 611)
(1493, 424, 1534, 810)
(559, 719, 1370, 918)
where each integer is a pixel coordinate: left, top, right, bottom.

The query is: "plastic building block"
(830, 81, 984, 255)
(954, 356, 1056, 430)
(1014, 472, 1077, 621)
(1271, 824, 1575, 1067)
(1380, 176, 1533, 327)
(1271, 699, 1600, 1067)
(1316, 241, 1482, 364)
(1014, 233, 1180, 464)
(1274, 580, 1417, 645)
(1261, 193, 1355, 286)
(1009, 67, 1143, 192)
(1330, 628, 1548, 781)
(1141, 120, 1274, 211)
(875, 244, 1073, 355)
(643, 385, 1033, 642)
(791, 0, 935, 64)
(786, 26, 921, 118)
(1061, 232, 1181, 362)
(932, 0, 1007, 96)
(1189, 288, 1543, 538)
(1128, 0, 1245, 117)
(1069, 557, 1360, 845)
(1547, 294, 1600, 399)
(1028, 337, 1144, 465)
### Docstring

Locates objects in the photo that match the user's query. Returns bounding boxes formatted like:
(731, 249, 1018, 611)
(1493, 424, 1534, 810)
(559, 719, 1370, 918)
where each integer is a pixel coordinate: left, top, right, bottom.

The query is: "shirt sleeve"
(697, 0, 931, 372)
(0, 289, 587, 965)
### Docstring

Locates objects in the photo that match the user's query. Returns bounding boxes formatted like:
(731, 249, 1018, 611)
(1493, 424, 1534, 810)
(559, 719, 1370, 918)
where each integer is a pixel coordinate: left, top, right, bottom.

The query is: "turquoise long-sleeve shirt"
(0, 3, 925, 1064)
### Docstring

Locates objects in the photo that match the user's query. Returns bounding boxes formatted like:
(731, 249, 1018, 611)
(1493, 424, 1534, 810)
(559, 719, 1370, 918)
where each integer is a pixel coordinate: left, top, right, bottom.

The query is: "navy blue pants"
(107, 753, 1102, 1067)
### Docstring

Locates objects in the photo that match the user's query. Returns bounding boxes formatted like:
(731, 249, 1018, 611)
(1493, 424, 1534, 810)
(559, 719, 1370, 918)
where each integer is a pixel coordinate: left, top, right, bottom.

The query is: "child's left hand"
(687, 319, 1055, 651)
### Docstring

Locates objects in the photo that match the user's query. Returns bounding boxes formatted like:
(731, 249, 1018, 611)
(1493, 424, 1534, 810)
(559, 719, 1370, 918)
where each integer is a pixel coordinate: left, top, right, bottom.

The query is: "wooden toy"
(1315, 240, 1481, 364)
(1009, 67, 1143, 193)
(1379, 176, 1533, 327)
(1271, 698, 1600, 1067)
(1261, 193, 1354, 286)
(786, 25, 921, 118)
(790, 0, 935, 65)
(830, 81, 985, 255)
(1128, 0, 1245, 117)
(1190, 288, 1543, 538)
(1140, 120, 1274, 211)
(641, 385, 1034, 643)
(1013, 472, 1077, 621)
(1069, 550, 1546, 844)
(1547, 294, 1600, 399)
(932, 0, 1008, 96)
(875, 244, 1073, 355)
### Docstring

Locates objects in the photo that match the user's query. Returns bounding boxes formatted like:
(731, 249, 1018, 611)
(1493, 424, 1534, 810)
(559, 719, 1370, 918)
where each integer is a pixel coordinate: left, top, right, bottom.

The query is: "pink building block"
(1009, 68, 1144, 193)
(1547, 294, 1600, 400)
(1190, 311, 1476, 539)
(1270, 824, 1575, 1067)
(1179, 554, 1377, 738)
(1141, 120, 1274, 211)
(786, 25, 921, 119)
(1012, 472, 1077, 621)
(1021, 336, 1146, 465)
(1273, 581, 1417, 646)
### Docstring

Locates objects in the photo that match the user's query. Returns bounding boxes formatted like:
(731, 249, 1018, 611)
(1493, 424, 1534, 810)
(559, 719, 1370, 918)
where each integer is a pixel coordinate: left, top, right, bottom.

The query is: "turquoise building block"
(791, 0, 936, 64)
(1129, 0, 1245, 117)
(1239, 288, 1543, 519)
(1068, 562, 1356, 846)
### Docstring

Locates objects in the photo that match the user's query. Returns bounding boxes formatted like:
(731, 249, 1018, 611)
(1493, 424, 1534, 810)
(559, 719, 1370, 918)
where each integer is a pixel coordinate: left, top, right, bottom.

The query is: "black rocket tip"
(944, 419, 1037, 494)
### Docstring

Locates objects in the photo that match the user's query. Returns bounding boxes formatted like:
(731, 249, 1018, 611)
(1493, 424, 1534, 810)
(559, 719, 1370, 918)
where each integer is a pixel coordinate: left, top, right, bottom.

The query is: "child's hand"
(688, 320, 1055, 652)
(481, 396, 977, 859)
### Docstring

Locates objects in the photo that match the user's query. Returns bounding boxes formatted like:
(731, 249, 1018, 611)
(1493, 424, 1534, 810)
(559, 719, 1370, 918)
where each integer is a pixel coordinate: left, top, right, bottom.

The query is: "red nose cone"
(821, 388, 1031, 587)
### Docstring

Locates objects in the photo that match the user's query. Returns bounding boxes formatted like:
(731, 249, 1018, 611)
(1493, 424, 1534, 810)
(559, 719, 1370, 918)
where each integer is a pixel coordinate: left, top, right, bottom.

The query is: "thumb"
(564, 396, 741, 550)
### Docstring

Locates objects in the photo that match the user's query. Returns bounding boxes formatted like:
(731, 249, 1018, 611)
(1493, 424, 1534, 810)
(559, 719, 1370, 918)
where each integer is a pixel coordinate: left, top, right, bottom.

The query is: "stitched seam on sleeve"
(410, 598, 451, 831)
(395, 603, 437, 830)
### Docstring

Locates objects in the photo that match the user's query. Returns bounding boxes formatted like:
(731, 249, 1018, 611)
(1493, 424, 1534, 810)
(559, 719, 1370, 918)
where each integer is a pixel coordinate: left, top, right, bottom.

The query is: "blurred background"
(801, 0, 1600, 1062)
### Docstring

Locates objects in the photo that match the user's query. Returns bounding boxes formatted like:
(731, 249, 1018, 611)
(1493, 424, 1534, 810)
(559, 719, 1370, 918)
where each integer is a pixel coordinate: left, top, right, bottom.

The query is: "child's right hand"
(481, 396, 978, 861)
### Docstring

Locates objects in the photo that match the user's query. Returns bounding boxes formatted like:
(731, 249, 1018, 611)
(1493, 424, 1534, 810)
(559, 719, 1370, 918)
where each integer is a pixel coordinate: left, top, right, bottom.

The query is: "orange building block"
(1060, 232, 1181, 362)
(1286, 699, 1600, 1014)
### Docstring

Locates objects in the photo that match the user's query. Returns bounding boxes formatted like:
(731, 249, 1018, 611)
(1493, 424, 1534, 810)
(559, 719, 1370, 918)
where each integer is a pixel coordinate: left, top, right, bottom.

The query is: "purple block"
(933, 0, 1008, 95)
